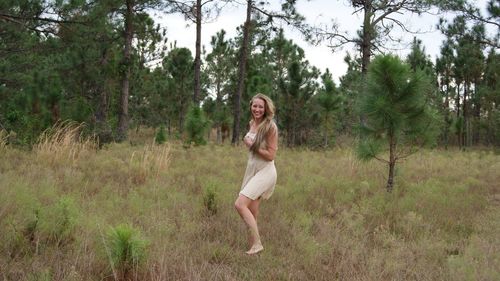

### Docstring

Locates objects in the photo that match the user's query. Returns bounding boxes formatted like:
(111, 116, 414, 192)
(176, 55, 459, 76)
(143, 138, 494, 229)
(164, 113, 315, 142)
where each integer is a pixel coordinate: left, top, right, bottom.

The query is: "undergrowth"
(0, 132, 498, 280)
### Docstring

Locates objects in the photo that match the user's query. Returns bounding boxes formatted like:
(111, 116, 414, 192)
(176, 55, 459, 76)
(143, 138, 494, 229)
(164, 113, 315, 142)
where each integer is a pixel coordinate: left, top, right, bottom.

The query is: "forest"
(1, 0, 499, 280)
(1, 0, 498, 149)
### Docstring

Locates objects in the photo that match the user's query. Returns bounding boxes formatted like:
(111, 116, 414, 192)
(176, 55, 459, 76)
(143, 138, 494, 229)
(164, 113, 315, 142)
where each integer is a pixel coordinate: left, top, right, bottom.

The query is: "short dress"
(239, 131, 277, 200)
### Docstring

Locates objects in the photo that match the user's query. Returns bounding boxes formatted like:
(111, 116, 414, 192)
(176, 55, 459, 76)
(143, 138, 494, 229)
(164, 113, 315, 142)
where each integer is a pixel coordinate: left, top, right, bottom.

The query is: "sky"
(153, 0, 492, 83)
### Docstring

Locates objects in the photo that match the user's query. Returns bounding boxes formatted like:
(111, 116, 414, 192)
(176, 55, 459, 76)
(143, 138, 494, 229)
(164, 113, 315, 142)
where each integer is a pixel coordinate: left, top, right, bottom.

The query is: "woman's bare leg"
(248, 198, 261, 221)
(234, 195, 263, 254)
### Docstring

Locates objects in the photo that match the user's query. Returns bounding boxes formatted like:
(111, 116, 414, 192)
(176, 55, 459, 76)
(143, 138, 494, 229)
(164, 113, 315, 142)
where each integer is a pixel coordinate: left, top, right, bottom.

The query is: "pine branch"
(0, 13, 87, 25)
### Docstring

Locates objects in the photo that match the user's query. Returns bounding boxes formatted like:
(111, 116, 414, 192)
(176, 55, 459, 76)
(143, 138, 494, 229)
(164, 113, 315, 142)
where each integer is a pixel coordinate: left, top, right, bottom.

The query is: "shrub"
(155, 125, 167, 144)
(184, 106, 210, 146)
(203, 184, 218, 216)
(106, 224, 148, 280)
(39, 196, 79, 246)
(357, 54, 439, 192)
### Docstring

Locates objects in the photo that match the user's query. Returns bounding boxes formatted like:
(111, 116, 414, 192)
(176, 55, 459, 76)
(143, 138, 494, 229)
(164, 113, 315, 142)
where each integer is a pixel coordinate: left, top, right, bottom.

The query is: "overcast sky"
(153, 0, 491, 83)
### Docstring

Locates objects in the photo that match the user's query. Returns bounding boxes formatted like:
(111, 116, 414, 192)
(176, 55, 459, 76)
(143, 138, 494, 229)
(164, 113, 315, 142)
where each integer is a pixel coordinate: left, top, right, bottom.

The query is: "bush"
(106, 224, 148, 280)
(203, 184, 218, 216)
(40, 196, 79, 246)
(155, 125, 167, 144)
(184, 106, 210, 146)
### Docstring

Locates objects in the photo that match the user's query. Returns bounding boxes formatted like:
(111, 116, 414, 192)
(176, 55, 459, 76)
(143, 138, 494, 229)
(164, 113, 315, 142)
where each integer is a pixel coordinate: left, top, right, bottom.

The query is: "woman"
(234, 93, 278, 255)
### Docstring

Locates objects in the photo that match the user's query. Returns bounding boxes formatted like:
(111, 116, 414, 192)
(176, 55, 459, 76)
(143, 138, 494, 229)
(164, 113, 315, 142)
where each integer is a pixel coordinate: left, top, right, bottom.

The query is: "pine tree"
(316, 69, 342, 148)
(357, 55, 440, 192)
(185, 105, 210, 145)
(204, 30, 234, 144)
(163, 47, 195, 135)
(279, 57, 319, 147)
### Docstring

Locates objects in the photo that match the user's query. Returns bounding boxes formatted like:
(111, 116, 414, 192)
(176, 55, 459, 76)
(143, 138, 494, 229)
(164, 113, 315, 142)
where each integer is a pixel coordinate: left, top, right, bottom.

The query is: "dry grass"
(0, 130, 7, 150)
(129, 142, 171, 185)
(0, 134, 499, 280)
(33, 121, 97, 166)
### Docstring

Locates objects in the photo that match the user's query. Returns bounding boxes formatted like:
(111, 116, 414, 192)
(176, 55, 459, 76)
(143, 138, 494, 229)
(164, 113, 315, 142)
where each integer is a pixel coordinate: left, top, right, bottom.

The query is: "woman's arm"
(243, 135, 254, 148)
(243, 120, 254, 148)
(256, 124, 278, 161)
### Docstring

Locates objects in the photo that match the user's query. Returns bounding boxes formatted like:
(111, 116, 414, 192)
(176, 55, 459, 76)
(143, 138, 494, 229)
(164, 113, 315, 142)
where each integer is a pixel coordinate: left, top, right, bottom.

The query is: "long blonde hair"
(249, 93, 276, 152)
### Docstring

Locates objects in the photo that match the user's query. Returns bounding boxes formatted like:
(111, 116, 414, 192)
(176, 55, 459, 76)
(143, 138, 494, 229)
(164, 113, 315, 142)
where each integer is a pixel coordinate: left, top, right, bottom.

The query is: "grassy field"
(1, 129, 499, 281)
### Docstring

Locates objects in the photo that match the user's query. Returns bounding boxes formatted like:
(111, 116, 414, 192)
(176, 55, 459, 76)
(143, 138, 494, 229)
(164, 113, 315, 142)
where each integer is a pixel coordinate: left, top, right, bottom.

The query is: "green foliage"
(491, 109, 500, 145)
(154, 125, 167, 144)
(315, 69, 342, 147)
(202, 184, 218, 216)
(279, 54, 320, 146)
(357, 54, 440, 190)
(0, 0, 497, 152)
(0, 142, 499, 279)
(107, 224, 148, 278)
(28, 269, 52, 281)
(163, 47, 194, 134)
(453, 115, 465, 136)
(356, 138, 384, 161)
(40, 196, 79, 245)
(338, 53, 363, 134)
(184, 106, 210, 146)
(358, 55, 439, 148)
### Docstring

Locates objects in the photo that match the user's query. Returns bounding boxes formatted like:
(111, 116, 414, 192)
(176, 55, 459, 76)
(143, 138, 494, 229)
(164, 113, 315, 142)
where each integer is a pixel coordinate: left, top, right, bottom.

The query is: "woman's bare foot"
(245, 243, 264, 255)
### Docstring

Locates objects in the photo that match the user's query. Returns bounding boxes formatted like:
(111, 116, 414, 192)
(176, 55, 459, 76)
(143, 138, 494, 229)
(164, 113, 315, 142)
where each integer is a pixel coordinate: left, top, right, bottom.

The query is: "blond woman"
(234, 93, 278, 255)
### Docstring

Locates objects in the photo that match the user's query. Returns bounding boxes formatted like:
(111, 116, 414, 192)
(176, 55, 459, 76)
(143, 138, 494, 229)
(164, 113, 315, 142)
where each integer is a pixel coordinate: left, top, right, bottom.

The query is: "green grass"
(0, 137, 499, 280)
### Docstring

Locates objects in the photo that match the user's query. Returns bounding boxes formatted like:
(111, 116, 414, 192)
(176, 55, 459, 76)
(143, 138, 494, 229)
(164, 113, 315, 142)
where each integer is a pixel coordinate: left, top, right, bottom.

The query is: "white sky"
(153, 0, 492, 83)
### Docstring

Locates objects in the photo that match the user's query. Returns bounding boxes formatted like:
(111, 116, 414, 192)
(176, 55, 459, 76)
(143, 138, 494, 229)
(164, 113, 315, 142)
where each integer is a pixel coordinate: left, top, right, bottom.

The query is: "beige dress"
(239, 131, 277, 200)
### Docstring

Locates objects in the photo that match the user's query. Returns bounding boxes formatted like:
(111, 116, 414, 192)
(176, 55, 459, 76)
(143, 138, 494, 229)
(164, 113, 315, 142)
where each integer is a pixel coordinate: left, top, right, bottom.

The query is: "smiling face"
(251, 98, 266, 122)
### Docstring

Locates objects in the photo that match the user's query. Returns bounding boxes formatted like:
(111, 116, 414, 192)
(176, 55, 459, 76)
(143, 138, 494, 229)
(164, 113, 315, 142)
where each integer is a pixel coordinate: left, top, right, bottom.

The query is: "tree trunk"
(216, 75, 222, 144)
(273, 31, 284, 124)
(443, 86, 450, 149)
(179, 94, 184, 134)
(359, 0, 373, 125)
(463, 81, 469, 147)
(216, 126, 222, 144)
(360, 0, 373, 75)
(178, 79, 186, 134)
(386, 136, 396, 192)
(472, 78, 481, 145)
(95, 48, 112, 144)
(167, 119, 171, 136)
(231, 0, 252, 145)
(287, 119, 294, 147)
(193, 0, 202, 104)
(323, 115, 328, 148)
(51, 103, 60, 124)
(456, 83, 462, 149)
(117, 0, 134, 142)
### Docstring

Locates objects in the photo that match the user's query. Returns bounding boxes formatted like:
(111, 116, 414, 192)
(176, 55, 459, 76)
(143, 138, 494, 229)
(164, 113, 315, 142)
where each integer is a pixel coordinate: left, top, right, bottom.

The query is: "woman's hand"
(243, 135, 254, 148)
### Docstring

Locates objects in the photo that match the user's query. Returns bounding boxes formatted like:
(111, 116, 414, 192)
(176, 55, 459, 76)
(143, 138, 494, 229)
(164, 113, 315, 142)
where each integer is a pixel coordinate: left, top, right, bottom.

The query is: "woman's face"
(251, 98, 266, 121)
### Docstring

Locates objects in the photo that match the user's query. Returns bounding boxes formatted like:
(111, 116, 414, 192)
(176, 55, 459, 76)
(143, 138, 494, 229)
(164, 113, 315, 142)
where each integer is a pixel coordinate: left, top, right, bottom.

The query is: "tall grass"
(1, 138, 499, 280)
(0, 129, 7, 150)
(33, 121, 96, 166)
(129, 142, 170, 185)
